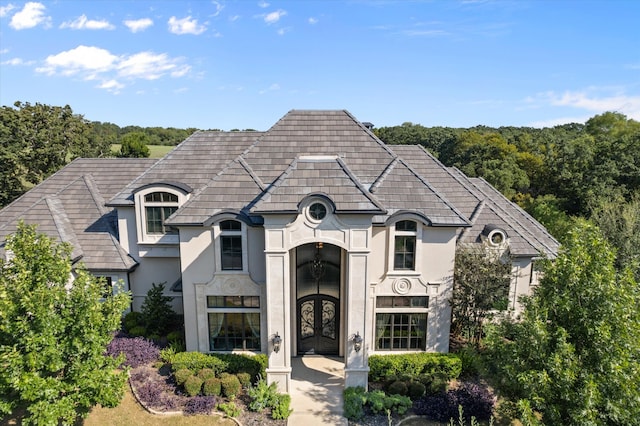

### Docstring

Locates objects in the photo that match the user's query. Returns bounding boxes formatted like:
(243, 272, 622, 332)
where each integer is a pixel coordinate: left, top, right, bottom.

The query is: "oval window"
(309, 202, 327, 220)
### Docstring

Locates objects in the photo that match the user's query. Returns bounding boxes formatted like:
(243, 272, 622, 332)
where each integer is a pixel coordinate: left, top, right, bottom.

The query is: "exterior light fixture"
(273, 332, 282, 353)
(353, 332, 363, 353)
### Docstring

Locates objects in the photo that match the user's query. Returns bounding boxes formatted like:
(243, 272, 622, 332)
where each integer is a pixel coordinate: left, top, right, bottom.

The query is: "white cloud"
(98, 79, 125, 93)
(308, 17, 318, 25)
(60, 14, 115, 30)
(168, 16, 206, 35)
(264, 9, 286, 24)
(0, 3, 16, 17)
(525, 88, 640, 126)
(550, 90, 640, 115)
(118, 51, 188, 80)
(34, 45, 191, 93)
(37, 45, 117, 75)
(276, 27, 290, 36)
(124, 18, 153, 33)
(2, 57, 35, 66)
(258, 1, 270, 8)
(9, 2, 51, 30)
(229, 15, 240, 22)
(211, 1, 224, 17)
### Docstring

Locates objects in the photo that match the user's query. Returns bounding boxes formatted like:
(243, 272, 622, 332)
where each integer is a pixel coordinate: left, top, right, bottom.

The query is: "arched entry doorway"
(295, 242, 341, 355)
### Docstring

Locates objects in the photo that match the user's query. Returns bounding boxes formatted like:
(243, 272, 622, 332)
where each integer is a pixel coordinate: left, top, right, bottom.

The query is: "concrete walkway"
(288, 356, 348, 426)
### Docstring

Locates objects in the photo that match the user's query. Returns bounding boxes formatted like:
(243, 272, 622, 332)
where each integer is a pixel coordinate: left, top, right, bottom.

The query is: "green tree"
(451, 131, 529, 199)
(589, 191, 640, 281)
(118, 131, 150, 158)
(140, 282, 177, 336)
(0, 223, 131, 425)
(451, 243, 512, 345)
(484, 220, 640, 425)
(0, 102, 93, 207)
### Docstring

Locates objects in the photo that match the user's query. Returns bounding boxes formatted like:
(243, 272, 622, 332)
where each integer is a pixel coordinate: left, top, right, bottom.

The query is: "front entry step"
(288, 356, 347, 425)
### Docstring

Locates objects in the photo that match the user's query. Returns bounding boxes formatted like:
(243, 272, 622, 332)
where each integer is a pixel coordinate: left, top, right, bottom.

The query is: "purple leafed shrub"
(135, 381, 162, 405)
(413, 382, 495, 422)
(106, 333, 160, 368)
(183, 395, 217, 416)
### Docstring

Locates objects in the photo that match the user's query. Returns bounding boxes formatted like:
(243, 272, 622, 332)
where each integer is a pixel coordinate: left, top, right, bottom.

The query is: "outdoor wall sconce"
(272, 332, 282, 353)
(353, 332, 363, 353)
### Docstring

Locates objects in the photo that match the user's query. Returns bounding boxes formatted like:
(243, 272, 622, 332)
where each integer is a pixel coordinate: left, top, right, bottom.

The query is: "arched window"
(394, 220, 417, 270)
(144, 191, 178, 235)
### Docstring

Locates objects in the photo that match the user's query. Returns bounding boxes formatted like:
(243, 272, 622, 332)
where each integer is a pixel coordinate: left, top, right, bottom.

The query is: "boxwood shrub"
(368, 353, 462, 383)
(169, 351, 229, 375)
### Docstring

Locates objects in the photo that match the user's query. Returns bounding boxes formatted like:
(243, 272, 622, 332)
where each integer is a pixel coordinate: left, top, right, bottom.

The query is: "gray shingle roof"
(108, 131, 261, 206)
(392, 145, 559, 257)
(0, 158, 155, 271)
(250, 156, 386, 214)
(1, 110, 559, 269)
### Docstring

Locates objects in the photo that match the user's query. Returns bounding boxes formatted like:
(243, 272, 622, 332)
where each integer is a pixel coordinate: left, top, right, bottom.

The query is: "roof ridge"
(237, 157, 265, 191)
(45, 196, 83, 262)
(334, 156, 386, 212)
(343, 109, 398, 158)
(458, 200, 485, 242)
(370, 158, 399, 193)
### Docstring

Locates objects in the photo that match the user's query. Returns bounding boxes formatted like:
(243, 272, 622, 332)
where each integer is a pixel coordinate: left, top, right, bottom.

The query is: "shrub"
(106, 334, 160, 368)
(184, 396, 216, 416)
(167, 330, 184, 344)
(369, 353, 462, 383)
(271, 393, 292, 420)
(343, 387, 367, 421)
(236, 371, 252, 387)
(387, 380, 408, 396)
(141, 282, 177, 336)
(128, 325, 147, 337)
(203, 377, 222, 396)
(184, 375, 204, 397)
(220, 373, 242, 398)
(123, 311, 143, 332)
(407, 381, 426, 399)
(413, 381, 495, 422)
(197, 368, 216, 381)
(174, 368, 194, 386)
(218, 401, 241, 418)
(418, 372, 450, 395)
(210, 353, 268, 382)
(170, 351, 229, 375)
(385, 393, 412, 416)
(247, 378, 278, 412)
(455, 346, 483, 378)
(365, 390, 387, 414)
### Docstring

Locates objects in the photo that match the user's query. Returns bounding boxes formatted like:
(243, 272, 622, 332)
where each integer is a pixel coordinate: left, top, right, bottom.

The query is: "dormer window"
(394, 220, 417, 270)
(134, 185, 188, 244)
(144, 192, 178, 235)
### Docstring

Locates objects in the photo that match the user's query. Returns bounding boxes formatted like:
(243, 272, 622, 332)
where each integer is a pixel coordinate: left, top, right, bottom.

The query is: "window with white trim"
(207, 296, 260, 351)
(375, 296, 428, 351)
(394, 220, 417, 270)
(145, 192, 178, 235)
(220, 220, 243, 270)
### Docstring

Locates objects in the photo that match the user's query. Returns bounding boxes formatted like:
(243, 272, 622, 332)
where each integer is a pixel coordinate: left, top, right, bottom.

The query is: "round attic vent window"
(309, 202, 327, 221)
(488, 229, 506, 246)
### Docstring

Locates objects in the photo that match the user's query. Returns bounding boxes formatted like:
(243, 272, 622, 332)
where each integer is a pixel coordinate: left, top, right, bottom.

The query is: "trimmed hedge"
(211, 353, 268, 383)
(368, 353, 462, 382)
(169, 351, 229, 375)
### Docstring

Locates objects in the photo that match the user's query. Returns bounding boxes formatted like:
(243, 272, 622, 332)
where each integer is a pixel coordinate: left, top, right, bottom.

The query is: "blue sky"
(1, 1, 639, 131)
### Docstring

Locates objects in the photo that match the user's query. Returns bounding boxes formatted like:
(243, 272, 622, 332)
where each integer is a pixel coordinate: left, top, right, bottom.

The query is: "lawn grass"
(110, 144, 174, 159)
(84, 384, 235, 426)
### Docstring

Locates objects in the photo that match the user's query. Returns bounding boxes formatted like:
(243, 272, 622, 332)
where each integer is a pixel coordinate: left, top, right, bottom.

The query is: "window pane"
(220, 220, 241, 231)
(375, 313, 427, 351)
(146, 207, 163, 233)
(209, 312, 260, 351)
(221, 235, 243, 270)
(394, 236, 416, 270)
(396, 220, 417, 232)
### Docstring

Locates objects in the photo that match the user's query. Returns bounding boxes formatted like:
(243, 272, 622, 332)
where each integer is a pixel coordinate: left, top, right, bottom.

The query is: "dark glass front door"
(296, 243, 341, 355)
